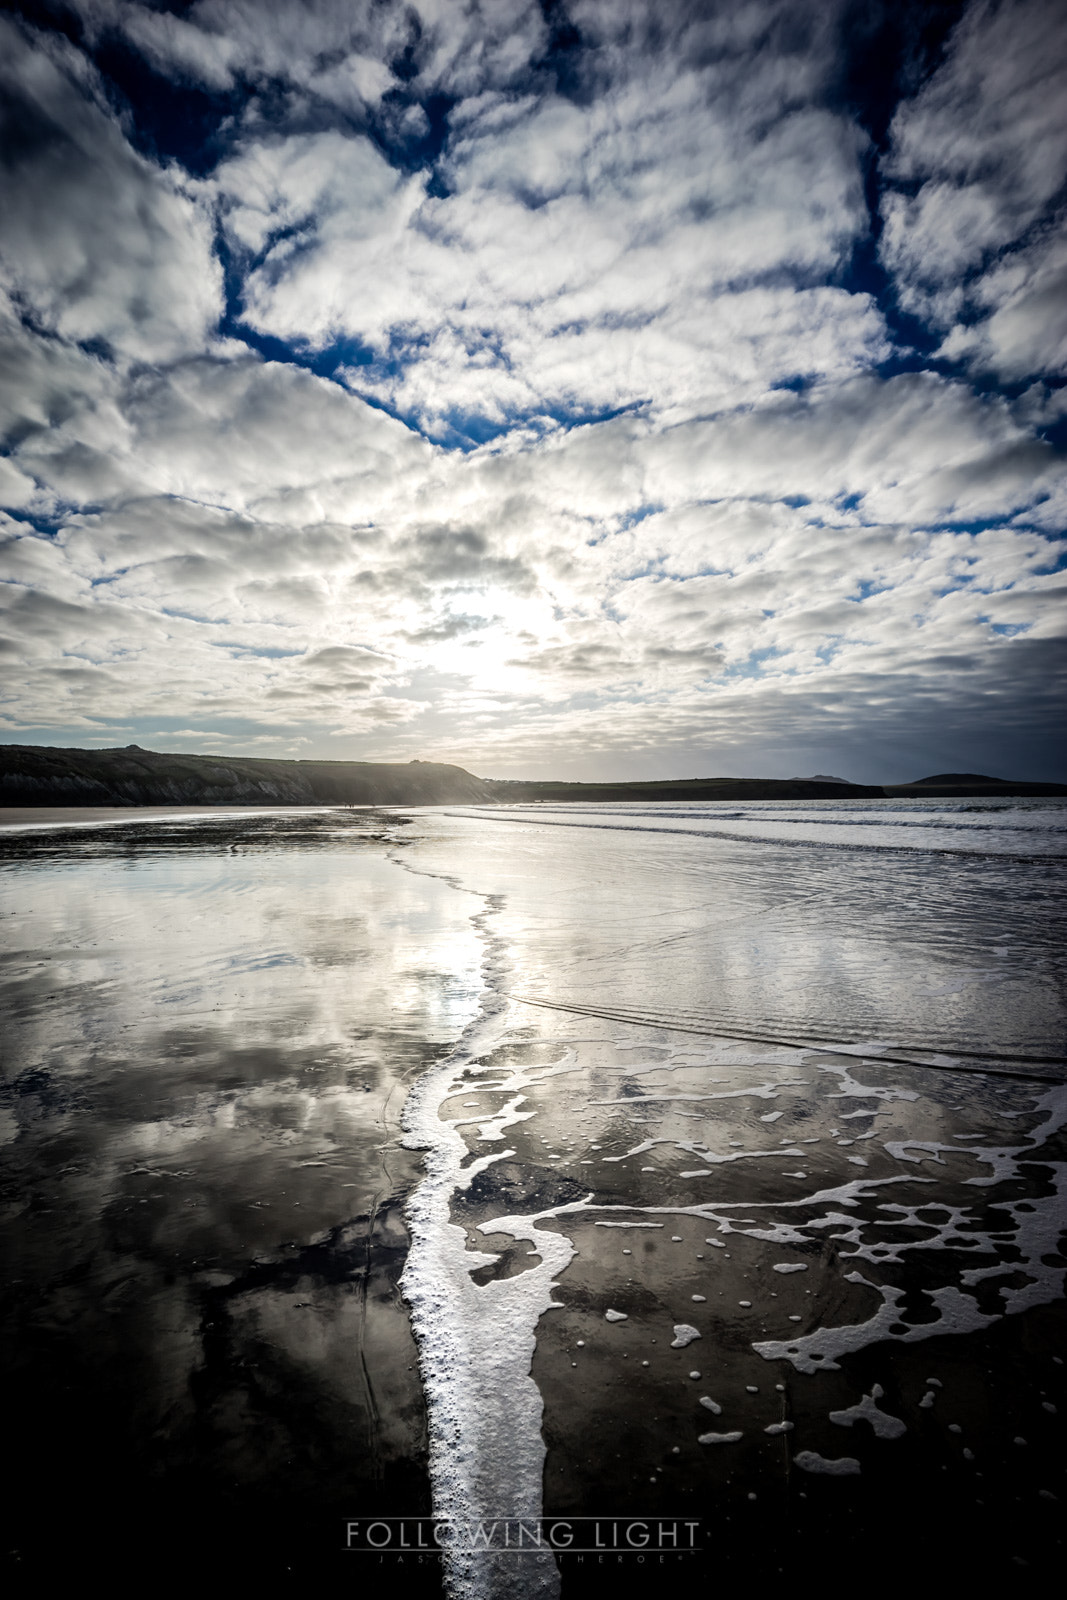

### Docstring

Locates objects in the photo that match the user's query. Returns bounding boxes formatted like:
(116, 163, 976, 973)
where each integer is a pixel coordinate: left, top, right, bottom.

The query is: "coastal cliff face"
(0, 744, 495, 807)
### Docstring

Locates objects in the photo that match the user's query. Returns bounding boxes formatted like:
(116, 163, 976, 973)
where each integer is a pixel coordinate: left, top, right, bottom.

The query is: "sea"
(2, 797, 1065, 1593)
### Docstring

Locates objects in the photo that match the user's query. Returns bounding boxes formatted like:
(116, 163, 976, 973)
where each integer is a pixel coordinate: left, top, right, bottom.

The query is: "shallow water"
(1, 801, 1065, 1592)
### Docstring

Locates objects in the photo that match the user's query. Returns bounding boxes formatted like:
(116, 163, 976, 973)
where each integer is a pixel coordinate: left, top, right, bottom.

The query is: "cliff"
(0, 744, 494, 807)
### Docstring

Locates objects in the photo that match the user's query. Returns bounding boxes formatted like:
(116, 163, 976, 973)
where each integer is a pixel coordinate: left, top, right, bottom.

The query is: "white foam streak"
(400, 903, 564, 1600)
(754, 1273, 1000, 1373)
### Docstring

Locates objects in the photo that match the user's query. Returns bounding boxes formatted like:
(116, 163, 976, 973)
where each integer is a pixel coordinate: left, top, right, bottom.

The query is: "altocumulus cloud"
(0, 0, 1064, 780)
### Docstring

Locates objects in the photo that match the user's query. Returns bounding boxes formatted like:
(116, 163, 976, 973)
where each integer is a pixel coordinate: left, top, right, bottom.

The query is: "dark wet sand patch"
(2, 1190, 442, 1588)
(533, 1236, 1067, 1587)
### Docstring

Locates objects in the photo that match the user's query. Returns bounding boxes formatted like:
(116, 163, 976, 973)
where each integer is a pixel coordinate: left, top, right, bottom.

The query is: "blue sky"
(0, 0, 1064, 780)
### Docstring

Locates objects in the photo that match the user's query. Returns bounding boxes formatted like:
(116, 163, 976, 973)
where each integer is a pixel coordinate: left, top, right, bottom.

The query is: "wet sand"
(0, 811, 450, 1589)
(435, 1021, 1066, 1589)
(2, 801, 1065, 1593)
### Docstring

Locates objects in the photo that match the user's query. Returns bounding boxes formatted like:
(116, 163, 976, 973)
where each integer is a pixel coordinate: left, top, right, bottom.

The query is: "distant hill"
(480, 775, 885, 801)
(886, 773, 1066, 798)
(0, 744, 493, 808)
(911, 773, 1003, 784)
(1, 745, 1063, 808)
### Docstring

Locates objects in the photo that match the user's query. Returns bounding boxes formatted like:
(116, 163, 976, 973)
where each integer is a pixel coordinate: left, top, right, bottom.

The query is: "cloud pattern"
(0, 0, 1064, 780)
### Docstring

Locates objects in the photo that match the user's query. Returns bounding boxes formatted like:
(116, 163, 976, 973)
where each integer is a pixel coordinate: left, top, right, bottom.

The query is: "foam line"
(399, 897, 564, 1600)
(445, 808, 1064, 864)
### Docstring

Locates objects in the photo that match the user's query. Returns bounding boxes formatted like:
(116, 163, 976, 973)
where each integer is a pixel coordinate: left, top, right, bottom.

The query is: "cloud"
(73, 0, 547, 103)
(220, 50, 874, 432)
(9, 350, 1060, 766)
(0, 16, 222, 363)
(8, 352, 433, 518)
(879, 0, 1067, 381)
(936, 241, 1067, 382)
(137, 1, 876, 438)
(0, 1, 1064, 778)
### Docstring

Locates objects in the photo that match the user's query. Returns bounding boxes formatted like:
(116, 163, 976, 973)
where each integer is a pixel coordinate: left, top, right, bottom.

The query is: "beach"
(1, 801, 1064, 1592)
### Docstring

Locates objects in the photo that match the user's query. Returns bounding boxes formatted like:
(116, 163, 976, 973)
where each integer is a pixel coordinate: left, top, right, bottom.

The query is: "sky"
(0, 0, 1064, 783)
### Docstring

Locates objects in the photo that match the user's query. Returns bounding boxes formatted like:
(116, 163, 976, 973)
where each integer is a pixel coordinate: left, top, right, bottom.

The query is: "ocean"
(2, 798, 1065, 1592)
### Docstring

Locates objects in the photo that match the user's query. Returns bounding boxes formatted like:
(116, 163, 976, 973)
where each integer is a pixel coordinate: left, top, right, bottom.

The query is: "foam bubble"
(671, 1324, 701, 1347)
(795, 1450, 861, 1476)
(829, 1384, 906, 1439)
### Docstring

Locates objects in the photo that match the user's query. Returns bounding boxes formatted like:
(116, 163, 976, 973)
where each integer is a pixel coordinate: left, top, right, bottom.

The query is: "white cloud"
(77, 0, 552, 100)
(6, 359, 1059, 765)
(224, 66, 873, 429)
(880, 0, 1067, 380)
(8, 352, 433, 520)
(0, 17, 222, 363)
(0, 1, 1064, 778)
(937, 238, 1067, 381)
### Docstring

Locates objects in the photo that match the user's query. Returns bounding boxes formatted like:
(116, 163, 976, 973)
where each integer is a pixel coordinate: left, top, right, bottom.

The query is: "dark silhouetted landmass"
(912, 773, 1004, 784)
(885, 772, 1067, 797)
(0, 743, 493, 807)
(480, 776, 886, 801)
(1, 745, 1064, 809)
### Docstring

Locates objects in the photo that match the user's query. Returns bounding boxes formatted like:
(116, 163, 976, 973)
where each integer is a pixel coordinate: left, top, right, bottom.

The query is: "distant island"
(1, 744, 1064, 809)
